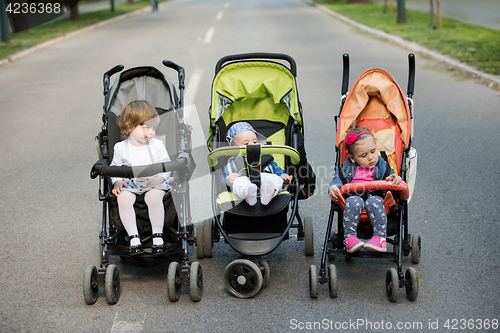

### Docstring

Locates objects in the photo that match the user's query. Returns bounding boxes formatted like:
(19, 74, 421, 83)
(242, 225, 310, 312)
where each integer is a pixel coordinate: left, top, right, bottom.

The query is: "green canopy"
(209, 61, 301, 128)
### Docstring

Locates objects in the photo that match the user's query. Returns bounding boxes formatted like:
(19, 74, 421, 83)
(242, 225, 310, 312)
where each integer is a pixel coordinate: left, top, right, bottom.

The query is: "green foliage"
(316, 0, 500, 75)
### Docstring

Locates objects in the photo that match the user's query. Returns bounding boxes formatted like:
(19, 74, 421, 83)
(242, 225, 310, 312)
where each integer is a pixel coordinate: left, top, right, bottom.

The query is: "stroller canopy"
(107, 67, 178, 117)
(337, 69, 411, 147)
(209, 61, 302, 143)
(337, 69, 412, 174)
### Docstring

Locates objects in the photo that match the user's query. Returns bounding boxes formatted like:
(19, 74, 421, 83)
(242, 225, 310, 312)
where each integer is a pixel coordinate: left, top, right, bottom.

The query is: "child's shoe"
(260, 179, 275, 205)
(344, 235, 364, 253)
(129, 234, 144, 256)
(151, 233, 165, 255)
(243, 183, 258, 206)
(364, 235, 387, 252)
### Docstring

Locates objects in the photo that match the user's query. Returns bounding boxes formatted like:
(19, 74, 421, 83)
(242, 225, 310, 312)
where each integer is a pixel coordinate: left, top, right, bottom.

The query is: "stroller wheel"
(224, 259, 263, 298)
(411, 234, 421, 264)
(309, 265, 318, 298)
(257, 258, 270, 287)
(328, 264, 338, 298)
(190, 261, 203, 302)
(83, 265, 99, 305)
(405, 267, 419, 301)
(203, 218, 213, 258)
(304, 216, 314, 256)
(167, 261, 182, 302)
(385, 268, 399, 302)
(105, 264, 120, 305)
(196, 222, 205, 259)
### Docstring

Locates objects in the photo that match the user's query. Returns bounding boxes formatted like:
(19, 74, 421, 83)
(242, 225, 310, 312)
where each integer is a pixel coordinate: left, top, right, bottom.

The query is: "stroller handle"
(104, 64, 124, 79)
(340, 180, 409, 201)
(208, 145, 300, 168)
(91, 159, 183, 179)
(407, 53, 415, 98)
(215, 53, 297, 77)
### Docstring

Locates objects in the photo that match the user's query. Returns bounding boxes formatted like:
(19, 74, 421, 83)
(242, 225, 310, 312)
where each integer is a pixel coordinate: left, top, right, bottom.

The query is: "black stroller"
(85, 61, 201, 304)
(201, 53, 316, 298)
(309, 54, 420, 302)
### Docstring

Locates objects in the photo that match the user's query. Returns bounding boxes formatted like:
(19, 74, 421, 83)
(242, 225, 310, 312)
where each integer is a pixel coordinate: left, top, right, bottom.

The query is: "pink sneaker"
(364, 236, 387, 252)
(344, 235, 364, 253)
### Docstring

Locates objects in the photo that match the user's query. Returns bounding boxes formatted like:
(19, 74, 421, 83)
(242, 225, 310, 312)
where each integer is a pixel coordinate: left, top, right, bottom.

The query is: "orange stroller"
(309, 54, 420, 302)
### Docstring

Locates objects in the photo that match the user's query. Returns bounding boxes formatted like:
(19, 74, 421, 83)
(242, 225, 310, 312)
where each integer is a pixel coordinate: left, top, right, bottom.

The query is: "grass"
(0, 0, 166, 60)
(314, 0, 500, 75)
(2, 0, 499, 75)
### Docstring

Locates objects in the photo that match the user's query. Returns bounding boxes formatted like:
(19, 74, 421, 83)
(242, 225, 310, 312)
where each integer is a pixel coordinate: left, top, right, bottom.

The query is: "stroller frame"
(309, 54, 421, 302)
(84, 61, 202, 305)
(201, 53, 315, 298)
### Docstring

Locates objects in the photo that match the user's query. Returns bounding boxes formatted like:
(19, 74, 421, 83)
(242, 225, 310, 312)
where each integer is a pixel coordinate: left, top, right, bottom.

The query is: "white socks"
(243, 183, 258, 206)
(260, 179, 275, 205)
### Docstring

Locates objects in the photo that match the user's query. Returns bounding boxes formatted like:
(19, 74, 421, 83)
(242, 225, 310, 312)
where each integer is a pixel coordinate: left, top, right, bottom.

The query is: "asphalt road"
(1, 0, 499, 332)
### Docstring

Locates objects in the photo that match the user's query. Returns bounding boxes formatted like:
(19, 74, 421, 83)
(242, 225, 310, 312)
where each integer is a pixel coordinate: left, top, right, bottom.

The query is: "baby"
(222, 122, 293, 206)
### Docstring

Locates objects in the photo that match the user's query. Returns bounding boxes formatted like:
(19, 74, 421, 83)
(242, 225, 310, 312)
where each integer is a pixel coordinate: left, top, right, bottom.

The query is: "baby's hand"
(112, 180, 127, 196)
(281, 174, 293, 183)
(386, 174, 402, 186)
(227, 173, 239, 184)
(329, 185, 342, 203)
(147, 175, 165, 188)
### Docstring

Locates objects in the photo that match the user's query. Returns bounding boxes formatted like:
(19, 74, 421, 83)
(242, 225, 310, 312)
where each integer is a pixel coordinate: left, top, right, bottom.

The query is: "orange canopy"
(337, 68, 411, 148)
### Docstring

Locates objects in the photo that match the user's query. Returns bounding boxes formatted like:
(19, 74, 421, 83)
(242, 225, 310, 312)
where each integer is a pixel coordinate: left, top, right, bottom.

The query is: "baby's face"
(349, 136, 378, 169)
(231, 130, 258, 146)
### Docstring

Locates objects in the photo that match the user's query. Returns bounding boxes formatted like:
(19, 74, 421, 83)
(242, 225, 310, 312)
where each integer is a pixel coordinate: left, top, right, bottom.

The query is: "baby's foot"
(243, 184, 258, 206)
(260, 180, 275, 205)
(364, 235, 387, 252)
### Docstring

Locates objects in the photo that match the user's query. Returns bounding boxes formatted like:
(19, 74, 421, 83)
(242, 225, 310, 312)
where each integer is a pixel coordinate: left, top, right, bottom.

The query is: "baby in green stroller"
(221, 122, 293, 206)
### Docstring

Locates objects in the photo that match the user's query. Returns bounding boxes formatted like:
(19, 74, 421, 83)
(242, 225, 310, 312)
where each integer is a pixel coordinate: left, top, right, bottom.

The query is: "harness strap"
(232, 147, 274, 190)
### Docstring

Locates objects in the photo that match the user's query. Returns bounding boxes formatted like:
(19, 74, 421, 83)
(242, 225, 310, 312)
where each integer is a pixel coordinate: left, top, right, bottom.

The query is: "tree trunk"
(70, 5, 79, 21)
(397, 0, 406, 23)
(430, 0, 435, 29)
(127, 0, 133, 4)
(436, 0, 443, 29)
(10, 13, 29, 33)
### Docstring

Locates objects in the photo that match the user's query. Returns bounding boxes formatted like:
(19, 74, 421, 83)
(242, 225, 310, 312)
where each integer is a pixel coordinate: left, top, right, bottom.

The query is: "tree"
(436, 0, 443, 29)
(429, 0, 443, 29)
(430, 0, 435, 29)
(383, 0, 394, 14)
(397, 0, 406, 23)
(65, 0, 79, 21)
(1, 0, 11, 41)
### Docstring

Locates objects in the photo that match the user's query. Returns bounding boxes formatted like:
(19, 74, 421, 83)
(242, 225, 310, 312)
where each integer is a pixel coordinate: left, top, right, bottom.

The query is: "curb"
(304, 0, 500, 89)
(0, 5, 153, 67)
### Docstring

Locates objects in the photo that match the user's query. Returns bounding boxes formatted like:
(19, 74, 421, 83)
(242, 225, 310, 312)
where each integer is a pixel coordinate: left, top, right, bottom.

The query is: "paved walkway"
(371, 0, 500, 30)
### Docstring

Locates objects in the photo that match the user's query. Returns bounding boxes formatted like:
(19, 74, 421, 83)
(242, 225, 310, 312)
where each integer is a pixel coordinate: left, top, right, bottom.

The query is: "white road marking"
(110, 312, 144, 333)
(203, 27, 215, 44)
(216, 11, 223, 20)
(184, 68, 203, 107)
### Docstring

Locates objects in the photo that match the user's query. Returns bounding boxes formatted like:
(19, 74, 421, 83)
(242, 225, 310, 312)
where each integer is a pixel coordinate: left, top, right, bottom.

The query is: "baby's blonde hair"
(119, 100, 159, 138)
